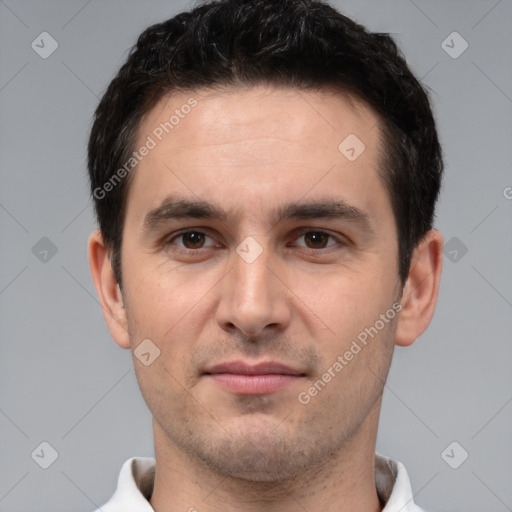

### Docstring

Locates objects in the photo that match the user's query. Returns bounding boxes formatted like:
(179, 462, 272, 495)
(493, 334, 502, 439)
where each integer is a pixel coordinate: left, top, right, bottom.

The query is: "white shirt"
(94, 453, 426, 512)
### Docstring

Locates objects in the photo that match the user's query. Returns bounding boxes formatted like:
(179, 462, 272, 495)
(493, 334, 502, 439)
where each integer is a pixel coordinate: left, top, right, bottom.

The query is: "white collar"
(95, 453, 425, 511)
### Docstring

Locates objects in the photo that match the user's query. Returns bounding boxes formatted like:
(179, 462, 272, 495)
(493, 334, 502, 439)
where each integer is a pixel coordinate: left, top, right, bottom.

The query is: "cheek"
(122, 255, 205, 336)
(131, 355, 190, 432)
(305, 271, 382, 333)
(299, 265, 398, 367)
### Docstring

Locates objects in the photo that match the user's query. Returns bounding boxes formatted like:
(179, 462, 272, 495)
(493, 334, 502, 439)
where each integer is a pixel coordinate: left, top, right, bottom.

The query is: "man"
(87, 0, 443, 510)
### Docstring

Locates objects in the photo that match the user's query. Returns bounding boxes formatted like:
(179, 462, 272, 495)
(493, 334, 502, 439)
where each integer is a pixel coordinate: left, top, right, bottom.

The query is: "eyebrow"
(143, 196, 374, 234)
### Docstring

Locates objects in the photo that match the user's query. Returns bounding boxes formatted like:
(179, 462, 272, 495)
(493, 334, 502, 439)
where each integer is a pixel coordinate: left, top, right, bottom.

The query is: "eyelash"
(164, 228, 347, 254)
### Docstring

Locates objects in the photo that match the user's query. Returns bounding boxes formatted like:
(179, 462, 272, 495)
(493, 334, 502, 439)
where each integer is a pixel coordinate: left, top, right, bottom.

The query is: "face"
(118, 86, 403, 481)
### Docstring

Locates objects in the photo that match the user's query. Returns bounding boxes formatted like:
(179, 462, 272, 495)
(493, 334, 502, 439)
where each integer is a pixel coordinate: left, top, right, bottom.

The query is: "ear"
(88, 230, 131, 349)
(395, 229, 443, 347)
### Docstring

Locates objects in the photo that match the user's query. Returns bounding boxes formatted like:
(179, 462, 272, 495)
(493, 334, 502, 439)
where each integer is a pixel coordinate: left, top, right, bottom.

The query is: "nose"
(215, 242, 292, 338)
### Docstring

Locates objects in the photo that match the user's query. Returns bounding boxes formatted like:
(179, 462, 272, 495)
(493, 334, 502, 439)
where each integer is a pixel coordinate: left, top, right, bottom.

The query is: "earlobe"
(395, 229, 443, 347)
(88, 230, 131, 349)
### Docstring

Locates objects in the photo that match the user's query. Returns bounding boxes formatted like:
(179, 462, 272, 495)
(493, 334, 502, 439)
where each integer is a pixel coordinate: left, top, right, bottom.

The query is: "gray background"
(1, 0, 511, 510)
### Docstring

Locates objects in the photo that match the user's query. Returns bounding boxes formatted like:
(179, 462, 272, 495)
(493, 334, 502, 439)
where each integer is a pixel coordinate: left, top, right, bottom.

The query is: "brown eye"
(292, 230, 339, 251)
(166, 230, 217, 251)
(303, 231, 331, 249)
(180, 232, 206, 249)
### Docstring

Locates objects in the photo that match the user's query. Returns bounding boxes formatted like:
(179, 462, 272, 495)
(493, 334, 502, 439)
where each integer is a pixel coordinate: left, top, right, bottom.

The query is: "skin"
(89, 86, 443, 512)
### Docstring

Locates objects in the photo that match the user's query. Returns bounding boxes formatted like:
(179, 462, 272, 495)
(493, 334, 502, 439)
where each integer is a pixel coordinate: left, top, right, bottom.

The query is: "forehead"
(139, 85, 380, 156)
(126, 85, 389, 229)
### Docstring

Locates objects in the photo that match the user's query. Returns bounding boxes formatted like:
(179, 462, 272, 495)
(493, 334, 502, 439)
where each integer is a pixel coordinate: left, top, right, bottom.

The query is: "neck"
(149, 401, 383, 512)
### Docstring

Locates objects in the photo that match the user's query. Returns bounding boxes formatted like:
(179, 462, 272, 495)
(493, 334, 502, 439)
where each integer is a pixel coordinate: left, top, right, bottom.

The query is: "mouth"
(203, 360, 307, 395)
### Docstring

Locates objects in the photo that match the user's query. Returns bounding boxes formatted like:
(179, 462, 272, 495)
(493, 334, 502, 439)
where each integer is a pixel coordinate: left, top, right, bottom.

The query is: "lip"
(204, 360, 305, 376)
(203, 360, 306, 395)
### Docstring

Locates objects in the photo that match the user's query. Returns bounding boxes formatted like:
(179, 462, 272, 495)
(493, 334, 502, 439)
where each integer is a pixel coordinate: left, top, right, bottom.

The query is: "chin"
(193, 420, 322, 483)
